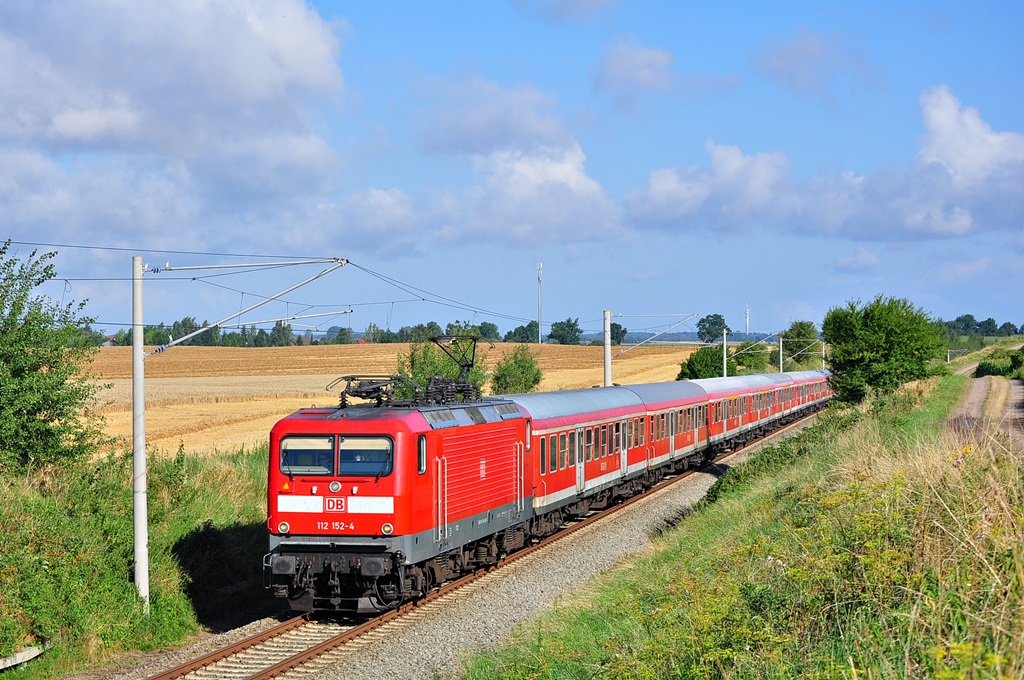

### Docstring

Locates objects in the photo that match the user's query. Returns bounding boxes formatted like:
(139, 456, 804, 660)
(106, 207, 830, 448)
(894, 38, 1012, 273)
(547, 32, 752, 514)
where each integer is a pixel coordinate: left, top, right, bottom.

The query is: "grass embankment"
(461, 375, 1023, 679)
(0, 447, 272, 678)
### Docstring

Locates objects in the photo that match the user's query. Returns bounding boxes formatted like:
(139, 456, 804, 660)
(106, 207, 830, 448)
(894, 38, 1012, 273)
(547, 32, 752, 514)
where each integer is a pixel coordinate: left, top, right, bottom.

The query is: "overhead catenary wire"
(11, 237, 712, 336)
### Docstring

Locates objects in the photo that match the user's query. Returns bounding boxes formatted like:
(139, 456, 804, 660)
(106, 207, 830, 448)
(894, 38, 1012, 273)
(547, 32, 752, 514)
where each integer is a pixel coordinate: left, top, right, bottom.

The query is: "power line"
(7, 239, 317, 260)
(11, 238, 571, 331)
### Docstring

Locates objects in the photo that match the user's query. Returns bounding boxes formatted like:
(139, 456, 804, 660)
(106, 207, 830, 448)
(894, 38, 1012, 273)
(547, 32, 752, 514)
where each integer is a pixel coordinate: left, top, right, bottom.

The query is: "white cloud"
(0, 0, 343, 220)
(420, 76, 571, 155)
(625, 140, 789, 227)
(916, 85, 1024, 188)
(592, 35, 740, 111)
(833, 247, 880, 273)
(754, 27, 883, 98)
(459, 143, 620, 244)
(627, 87, 1024, 242)
(593, 35, 674, 110)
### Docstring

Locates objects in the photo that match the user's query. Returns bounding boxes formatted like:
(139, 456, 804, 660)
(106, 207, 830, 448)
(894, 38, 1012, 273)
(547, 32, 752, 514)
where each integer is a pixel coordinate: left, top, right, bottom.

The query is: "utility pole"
(722, 327, 728, 377)
(131, 256, 347, 614)
(131, 256, 149, 613)
(537, 262, 543, 344)
(603, 310, 612, 387)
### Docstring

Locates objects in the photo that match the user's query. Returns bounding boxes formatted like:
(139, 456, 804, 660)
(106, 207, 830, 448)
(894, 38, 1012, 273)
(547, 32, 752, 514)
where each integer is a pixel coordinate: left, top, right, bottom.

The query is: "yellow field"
(90, 343, 695, 455)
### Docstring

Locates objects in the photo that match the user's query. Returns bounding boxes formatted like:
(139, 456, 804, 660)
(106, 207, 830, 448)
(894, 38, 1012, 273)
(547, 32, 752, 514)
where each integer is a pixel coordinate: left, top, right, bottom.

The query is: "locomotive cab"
(265, 412, 417, 613)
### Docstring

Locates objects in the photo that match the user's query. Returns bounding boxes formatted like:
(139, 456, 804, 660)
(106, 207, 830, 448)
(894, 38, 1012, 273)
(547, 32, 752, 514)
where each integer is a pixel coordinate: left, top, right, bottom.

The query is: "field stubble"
(90, 343, 694, 456)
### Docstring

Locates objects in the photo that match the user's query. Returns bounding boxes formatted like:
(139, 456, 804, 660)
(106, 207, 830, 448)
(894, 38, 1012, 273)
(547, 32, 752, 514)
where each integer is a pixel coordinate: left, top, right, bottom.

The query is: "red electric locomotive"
(264, 340, 832, 613)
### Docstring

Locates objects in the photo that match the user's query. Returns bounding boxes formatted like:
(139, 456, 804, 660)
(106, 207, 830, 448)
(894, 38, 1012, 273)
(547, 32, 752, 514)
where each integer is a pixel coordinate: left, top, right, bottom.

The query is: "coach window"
(280, 435, 334, 476)
(550, 435, 558, 473)
(568, 431, 577, 467)
(613, 423, 621, 453)
(559, 433, 567, 470)
(600, 425, 608, 458)
(585, 428, 594, 461)
(418, 435, 427, 475)
(539, 437, 547, 476)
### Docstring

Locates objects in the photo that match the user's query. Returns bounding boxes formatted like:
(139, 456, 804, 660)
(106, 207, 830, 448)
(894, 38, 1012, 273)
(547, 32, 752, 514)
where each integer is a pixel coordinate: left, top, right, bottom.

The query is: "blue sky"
(2, 0, 1022, 340)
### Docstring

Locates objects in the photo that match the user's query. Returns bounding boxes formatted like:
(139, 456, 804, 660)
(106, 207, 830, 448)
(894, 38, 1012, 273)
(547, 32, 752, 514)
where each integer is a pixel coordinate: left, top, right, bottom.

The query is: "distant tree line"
(110, 318, 299, 347)
(936, 314, 1020, 352)
(78, 309, 1024, 353)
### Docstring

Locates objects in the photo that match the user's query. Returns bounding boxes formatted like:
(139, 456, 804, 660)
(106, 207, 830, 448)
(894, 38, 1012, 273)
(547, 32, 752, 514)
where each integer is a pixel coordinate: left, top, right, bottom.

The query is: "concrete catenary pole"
(537, 263, 543, 344)
(603, 310, 612, 387)
(131, 256, 150, 613)
(722, 328, 728, 377)
(779, 332, 784, 373)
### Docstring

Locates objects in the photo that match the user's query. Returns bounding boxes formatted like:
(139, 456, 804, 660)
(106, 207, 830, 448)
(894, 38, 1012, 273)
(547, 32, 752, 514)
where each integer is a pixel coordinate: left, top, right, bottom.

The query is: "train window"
(338, 436, 394, 477)
(540, 437, 546, 476)
(585, 428, 594, 461)
(639, 418, 645, 446)
(525, 421, 531, 450)
(418, 435, 427, 475)
(600, 425, 607, 458)
(559, 433, 567, 470)
(568, 431, 576, 467)
(613, 423, 620, 453)
(550, 435, 558, 473)
(280, 436, 334, 476)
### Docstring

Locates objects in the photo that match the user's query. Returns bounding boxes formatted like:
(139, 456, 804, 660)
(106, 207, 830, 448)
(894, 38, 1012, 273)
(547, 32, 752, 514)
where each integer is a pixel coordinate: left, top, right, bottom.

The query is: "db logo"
(325, 497, 346, 512)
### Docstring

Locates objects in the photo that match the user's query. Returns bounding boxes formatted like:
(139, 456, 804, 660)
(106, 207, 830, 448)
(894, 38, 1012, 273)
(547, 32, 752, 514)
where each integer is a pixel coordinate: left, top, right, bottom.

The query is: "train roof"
(505, 387, 644, 428)
(689, 373, 789, 398)
(618, 380, 707, 410)
(785, 369, 831, 382)
(505, 370, 832, 426)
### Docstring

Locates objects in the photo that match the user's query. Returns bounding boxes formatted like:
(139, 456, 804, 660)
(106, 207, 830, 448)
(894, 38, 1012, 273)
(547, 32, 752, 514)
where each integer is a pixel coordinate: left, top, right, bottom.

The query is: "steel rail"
(145, 614, 309, 680)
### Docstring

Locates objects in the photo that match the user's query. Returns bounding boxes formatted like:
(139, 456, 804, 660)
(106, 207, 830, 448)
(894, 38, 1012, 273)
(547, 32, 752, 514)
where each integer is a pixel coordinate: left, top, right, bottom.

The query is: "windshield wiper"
(375, 455, 391, 483)
(282, 450, 294, 480)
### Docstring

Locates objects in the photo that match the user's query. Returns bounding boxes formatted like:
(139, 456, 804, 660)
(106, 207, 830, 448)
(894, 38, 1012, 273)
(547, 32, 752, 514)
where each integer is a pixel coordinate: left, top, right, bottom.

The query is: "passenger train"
(263, 346, 832, 613)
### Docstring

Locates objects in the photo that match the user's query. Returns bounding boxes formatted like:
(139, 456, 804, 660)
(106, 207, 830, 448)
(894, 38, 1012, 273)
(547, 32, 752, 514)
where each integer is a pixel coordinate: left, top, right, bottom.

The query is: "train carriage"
(264, 348, 832, 614)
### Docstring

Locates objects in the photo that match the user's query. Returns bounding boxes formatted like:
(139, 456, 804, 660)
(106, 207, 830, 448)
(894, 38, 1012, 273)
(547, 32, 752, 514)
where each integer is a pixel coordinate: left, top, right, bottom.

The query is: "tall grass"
(460, 374, 1023, 678)
(0, 444, 271, 678)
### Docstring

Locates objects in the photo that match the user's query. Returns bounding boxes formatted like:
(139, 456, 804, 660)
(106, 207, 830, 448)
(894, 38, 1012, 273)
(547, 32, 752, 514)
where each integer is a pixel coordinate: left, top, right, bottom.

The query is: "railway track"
(146, 413, 817, 680)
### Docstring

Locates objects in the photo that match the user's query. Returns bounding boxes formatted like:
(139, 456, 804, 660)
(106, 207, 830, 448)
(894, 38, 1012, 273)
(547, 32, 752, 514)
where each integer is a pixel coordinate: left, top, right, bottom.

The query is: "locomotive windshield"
(339, 436, 393, 477)
(280, 436, 335, 476)
(278, 435, 394, 477)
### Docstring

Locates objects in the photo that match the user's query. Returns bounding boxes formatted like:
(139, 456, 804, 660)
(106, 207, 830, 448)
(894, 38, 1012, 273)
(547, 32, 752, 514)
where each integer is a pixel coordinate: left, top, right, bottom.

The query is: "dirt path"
(949, 374, 1024, 451)
(1002, 379, 1024, 449)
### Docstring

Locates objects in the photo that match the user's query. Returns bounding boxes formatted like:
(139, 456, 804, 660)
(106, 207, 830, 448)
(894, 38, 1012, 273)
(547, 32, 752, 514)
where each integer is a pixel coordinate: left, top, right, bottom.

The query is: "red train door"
(575, 426, 585, 493)
(434, 454, 448, 544)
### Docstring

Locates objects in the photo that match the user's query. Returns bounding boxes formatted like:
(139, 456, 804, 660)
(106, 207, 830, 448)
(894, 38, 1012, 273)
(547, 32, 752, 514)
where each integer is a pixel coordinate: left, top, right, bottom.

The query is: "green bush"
(0, 241, 108, 471)
(490, 344, 543, 394)
(0, 446, 271, 674)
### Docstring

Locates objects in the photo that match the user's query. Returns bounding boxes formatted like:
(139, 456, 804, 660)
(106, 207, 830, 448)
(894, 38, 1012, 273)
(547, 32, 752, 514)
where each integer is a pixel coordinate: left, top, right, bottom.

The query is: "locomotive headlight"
(381, 523, 394, 536)
(277, 521, 290, 534)
(329, 481, 341, 493)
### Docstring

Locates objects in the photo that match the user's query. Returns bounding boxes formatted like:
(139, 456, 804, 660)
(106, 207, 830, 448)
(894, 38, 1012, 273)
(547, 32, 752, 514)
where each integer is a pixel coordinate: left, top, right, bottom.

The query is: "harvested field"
(90, 343, 696, 456)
